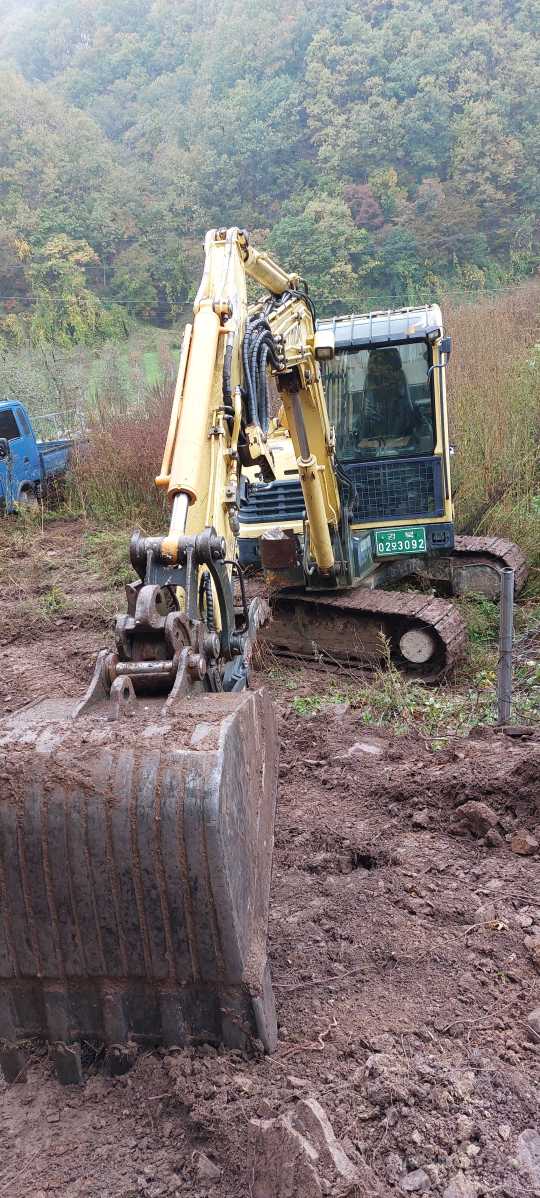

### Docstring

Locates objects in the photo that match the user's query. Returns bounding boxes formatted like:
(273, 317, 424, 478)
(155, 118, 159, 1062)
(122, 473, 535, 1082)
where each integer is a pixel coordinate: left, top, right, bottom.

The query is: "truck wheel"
(17, 487, 40, 511)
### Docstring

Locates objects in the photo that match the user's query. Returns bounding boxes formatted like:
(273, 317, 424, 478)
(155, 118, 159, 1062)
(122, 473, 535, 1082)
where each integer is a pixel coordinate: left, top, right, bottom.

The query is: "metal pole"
(497, 567, 514, 725)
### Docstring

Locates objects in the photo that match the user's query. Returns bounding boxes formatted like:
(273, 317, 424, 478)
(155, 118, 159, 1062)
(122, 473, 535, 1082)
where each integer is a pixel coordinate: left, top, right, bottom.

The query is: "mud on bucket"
(0, 689, 278, 1084)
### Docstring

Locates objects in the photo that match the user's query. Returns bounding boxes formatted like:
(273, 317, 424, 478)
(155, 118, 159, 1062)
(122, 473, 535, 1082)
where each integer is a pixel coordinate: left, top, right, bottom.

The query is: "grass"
(289, 657, 539, 740)
(40, 584, 68, 617)
(446, 281, 540, 591)
(286, 597, 539, 739)
(82, 528, 136, 587)
(0, 509, 131, 635)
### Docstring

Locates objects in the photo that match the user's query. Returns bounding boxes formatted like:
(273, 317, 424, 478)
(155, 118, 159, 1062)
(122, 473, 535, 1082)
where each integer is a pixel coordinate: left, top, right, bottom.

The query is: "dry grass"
(445, 282, 540, 579)
(70, 373, 175, 528)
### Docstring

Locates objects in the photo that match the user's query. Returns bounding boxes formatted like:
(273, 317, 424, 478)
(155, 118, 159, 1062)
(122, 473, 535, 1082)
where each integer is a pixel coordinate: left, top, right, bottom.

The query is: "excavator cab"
(319, 308, 455, 550)
(238, 300, 525, 677)
(239, 305, 456, 574)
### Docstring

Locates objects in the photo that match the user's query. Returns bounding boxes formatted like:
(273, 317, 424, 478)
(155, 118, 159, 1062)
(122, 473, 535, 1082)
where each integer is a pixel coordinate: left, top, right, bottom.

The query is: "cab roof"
(317, 305, 443, 349)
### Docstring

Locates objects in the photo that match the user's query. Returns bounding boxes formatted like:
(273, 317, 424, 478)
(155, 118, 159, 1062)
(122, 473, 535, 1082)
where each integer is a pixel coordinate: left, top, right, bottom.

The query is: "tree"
(8, 236, 127, 346)
(0, 0, 538, 324)
(268, 195, 374, 312)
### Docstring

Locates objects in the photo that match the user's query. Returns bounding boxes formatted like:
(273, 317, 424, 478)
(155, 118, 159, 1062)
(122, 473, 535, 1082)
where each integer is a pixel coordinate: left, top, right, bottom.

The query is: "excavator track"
(251, 536, 527, 680)
(451, 535, 529, 595)
(261, 586, 467, 681)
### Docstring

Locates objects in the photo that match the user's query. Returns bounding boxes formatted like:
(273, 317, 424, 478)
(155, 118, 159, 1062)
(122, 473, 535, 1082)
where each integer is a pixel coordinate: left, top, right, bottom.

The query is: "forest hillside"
(0, 0, 539, 344)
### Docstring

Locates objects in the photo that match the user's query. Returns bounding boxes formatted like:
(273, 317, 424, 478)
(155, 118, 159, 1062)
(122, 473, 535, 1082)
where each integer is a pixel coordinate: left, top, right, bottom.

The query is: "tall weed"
(446, 282, 540, 576)
(71, 373, 175, 527)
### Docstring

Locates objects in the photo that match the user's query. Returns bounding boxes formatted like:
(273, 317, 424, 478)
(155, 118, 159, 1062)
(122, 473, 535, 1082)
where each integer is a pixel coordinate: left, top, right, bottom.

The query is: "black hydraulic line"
(199, 570, 215, 630)
(223, 559, 249, 634)
(250, 334, 269, 428)
(243, 316, 267, 423)
(281, 287, 317, 326)
(248, 324, 271, 408)
(335, 457, 356, 508)
(258, 343, 270, 432)
(243, 317, 280, 428)
(222, 337, 233, 407)
(222, 334, 235, 432)
(242, 327, 257, 423)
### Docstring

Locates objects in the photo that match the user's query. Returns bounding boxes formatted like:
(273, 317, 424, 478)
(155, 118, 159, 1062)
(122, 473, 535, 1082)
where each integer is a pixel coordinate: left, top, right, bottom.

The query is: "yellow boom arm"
(156, 226, 340, 577)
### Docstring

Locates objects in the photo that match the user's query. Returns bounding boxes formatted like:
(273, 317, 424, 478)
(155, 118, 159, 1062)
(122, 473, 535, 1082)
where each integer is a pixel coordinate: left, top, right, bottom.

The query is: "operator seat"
(363, 347, 416, 439)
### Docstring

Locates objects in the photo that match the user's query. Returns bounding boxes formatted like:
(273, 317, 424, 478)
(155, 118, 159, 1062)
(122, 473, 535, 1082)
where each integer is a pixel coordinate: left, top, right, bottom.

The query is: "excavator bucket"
(0, 688, 278, 1084)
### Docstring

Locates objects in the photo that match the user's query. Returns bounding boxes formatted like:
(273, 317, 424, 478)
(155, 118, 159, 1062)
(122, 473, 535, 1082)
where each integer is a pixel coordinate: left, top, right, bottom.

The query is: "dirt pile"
(1, 702, 538, 1197)
(0, 521, 538, 1196)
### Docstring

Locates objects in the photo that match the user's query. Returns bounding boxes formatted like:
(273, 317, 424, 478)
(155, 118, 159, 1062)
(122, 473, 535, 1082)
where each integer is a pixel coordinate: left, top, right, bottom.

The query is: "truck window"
(16, 408, 31, 436)
(0, 410, 21, 441)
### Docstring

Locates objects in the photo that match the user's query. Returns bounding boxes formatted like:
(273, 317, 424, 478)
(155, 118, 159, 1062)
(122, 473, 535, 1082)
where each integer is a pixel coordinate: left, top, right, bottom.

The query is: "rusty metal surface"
(264, 585, 467, 679)
(453, 536, 529, 594)
(0, 689, 278, 1082)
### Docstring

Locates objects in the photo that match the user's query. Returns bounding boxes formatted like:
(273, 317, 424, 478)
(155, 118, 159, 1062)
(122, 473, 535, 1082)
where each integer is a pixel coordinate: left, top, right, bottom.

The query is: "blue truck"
(0, 400, 74, 512)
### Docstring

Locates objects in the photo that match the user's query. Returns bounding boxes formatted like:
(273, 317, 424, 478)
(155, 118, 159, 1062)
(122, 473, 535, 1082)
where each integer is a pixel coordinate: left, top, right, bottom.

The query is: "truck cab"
(0, 400, 73, 512)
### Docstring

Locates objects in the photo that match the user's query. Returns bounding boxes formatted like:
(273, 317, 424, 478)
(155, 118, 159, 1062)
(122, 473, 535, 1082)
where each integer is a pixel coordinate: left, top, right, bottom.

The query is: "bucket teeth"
(51, 1042, 83, 1086)
(0, 1043, 27, 1084)
(0, 689, 278, 1083)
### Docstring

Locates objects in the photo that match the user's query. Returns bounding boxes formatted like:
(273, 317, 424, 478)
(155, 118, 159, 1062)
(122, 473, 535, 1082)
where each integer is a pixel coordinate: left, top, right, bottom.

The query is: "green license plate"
(374, 526, 427, 556)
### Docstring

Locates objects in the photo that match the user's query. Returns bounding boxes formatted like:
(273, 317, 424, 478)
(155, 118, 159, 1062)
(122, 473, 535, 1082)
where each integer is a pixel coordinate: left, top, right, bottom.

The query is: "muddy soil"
(0, 519, 539, 1198)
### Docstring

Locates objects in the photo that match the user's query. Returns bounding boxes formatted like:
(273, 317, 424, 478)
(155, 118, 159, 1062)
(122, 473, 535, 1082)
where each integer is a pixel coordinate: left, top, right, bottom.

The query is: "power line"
(0, 283, 536, 307)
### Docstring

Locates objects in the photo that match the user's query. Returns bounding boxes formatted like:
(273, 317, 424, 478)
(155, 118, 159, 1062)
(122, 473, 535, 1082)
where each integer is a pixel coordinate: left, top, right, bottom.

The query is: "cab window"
(322, 342, 435, 461)
(0, 410, 21, 441)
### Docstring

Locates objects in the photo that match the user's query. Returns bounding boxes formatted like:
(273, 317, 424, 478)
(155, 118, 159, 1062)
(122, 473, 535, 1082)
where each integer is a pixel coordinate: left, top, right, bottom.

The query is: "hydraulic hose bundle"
(241, 315, 282, 432)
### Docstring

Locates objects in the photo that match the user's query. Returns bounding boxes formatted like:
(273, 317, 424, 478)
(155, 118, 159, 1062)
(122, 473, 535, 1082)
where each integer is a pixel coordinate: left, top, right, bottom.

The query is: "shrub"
(71, 372, 175, 528)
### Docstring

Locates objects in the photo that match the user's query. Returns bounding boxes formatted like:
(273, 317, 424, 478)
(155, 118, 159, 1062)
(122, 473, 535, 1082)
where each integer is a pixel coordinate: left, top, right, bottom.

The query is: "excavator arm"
(145, 224, 344, 627)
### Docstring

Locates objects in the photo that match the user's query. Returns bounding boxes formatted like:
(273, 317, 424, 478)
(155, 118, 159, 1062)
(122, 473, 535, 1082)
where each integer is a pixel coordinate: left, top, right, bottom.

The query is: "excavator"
(0, 228, 527, 1084)
(238, 313, 527, 676)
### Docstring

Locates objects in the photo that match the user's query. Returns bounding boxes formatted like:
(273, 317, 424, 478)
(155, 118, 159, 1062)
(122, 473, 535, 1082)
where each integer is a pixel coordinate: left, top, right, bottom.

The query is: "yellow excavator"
(238, 305, 527, 677)
(0, 228, 527, 1083)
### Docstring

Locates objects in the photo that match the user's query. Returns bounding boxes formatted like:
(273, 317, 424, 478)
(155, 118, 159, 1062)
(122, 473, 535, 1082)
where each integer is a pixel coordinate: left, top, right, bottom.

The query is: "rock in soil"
(524, 934, 540, 971)
(526, 1006, 540, 1042)
(511, 828, 539, 855)
(195, 1151, 221, 1181)
(452, 800, 499, 836)
(248, 1097, 386, 1198)
(516, 1128, 540, 1190)
(442, 1174, 479, 1198)
(400, 1166, 431, 1191)
(456, 1115, 475, 1141)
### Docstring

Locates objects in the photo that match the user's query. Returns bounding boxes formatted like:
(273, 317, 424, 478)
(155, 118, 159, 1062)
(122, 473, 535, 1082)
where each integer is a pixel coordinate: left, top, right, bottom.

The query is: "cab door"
(0, 405, 39, 510)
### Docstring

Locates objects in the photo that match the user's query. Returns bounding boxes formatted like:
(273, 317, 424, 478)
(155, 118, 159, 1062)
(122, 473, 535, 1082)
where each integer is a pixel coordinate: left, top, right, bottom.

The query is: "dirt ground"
(0, 519, 539, 1198)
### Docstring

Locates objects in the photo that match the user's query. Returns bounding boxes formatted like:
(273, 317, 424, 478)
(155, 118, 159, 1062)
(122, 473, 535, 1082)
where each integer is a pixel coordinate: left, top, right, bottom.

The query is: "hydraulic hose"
(242, 316, 281, 430)
(199, 570, 215, 630)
